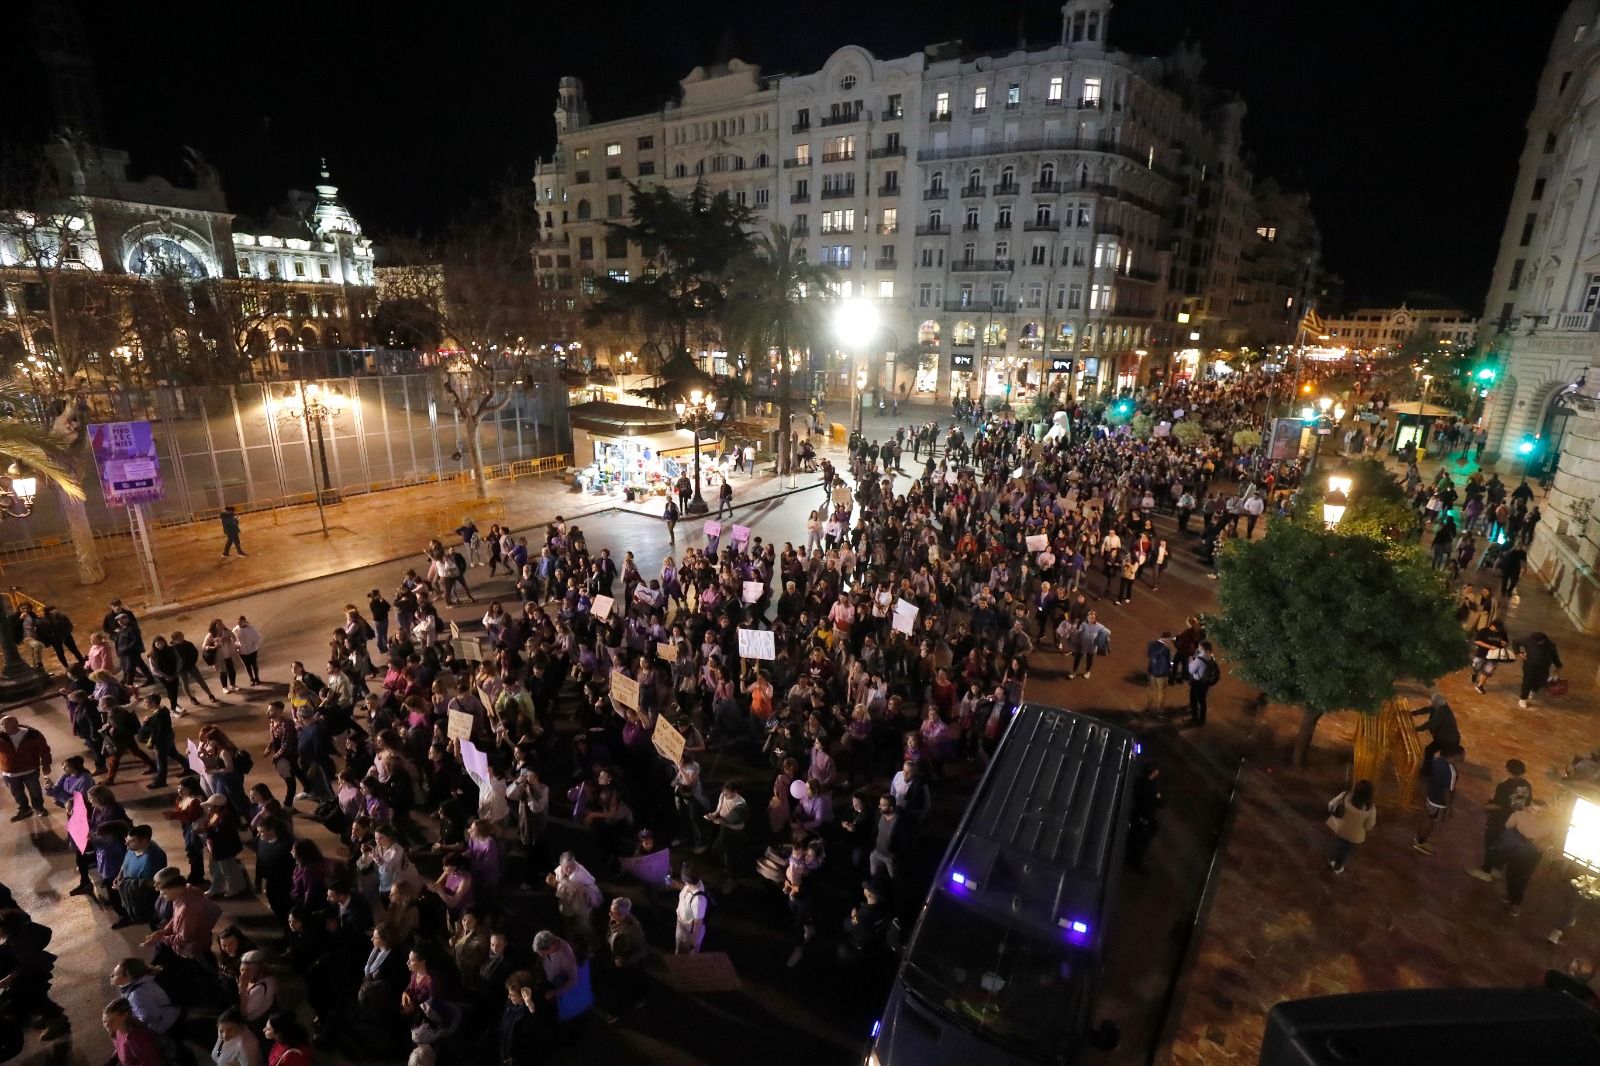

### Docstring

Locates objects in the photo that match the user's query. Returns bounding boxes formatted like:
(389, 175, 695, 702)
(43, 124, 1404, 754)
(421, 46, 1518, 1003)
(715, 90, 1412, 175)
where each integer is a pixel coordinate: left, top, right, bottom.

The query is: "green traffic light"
(1476, 367, 1496, 382)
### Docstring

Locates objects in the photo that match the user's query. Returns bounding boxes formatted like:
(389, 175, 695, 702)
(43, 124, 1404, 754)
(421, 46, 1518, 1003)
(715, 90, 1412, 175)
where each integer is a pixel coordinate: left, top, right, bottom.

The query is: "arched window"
(734, 156, 745, 170)
(695, 159, 706, 175)
(1057, 323, 1075, 345)
(297, 326, 319, 349)
(1019, 322, 1042, 350)
(754, 152, 770, 167)
(673, 162, 688, 178)
(953, 320, 977, 346)
(983, 322, 1007, 347)
(1000, 165, 1015, 188)
(918, 320, 941, 347)
(576, 199, 592, 220)
(929, 210, 943, 229)
(967, 168, 981, 189)
(1040, 162, 1055, 185)
(930, 171, 945, 192)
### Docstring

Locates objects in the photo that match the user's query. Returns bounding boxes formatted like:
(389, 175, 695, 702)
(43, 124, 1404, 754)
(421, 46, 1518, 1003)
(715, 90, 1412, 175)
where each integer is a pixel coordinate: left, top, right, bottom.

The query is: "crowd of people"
(0, 365, 1585, 1065)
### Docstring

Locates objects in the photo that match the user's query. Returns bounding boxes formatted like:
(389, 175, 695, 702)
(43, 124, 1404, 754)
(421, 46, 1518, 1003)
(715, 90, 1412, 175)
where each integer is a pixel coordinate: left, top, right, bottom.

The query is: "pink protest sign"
(67, 793, 91, 853)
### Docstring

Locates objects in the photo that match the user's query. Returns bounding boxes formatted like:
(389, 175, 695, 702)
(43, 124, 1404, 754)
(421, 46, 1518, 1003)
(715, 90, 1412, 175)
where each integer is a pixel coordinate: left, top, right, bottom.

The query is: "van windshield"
(901, 890, 1091, 1062)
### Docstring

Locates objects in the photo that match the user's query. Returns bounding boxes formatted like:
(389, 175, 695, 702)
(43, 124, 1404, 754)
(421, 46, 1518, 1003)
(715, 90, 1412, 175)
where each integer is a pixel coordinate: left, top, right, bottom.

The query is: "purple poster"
(88, 421, 164, 507)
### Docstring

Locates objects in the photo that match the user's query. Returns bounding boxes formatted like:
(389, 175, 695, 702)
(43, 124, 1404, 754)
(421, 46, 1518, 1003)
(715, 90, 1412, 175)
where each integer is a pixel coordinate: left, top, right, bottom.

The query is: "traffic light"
(1516, 434, 1538, 457)
(1475, 366, 1497, 384)
(1113, 398, 1134, 417)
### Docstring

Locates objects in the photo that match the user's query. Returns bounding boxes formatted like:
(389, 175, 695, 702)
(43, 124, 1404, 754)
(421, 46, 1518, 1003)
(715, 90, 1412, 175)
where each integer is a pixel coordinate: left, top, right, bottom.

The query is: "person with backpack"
(673, 863, 709, 954)
(1145, 632, 1175, 714)
(1324, 779, 1378, 874)
(1186, 641, 1221, 726)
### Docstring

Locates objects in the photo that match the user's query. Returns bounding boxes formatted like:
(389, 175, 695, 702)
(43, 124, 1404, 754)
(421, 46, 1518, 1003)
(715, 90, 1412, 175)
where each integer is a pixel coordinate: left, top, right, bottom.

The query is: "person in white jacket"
(231, 616, 263, 686)
(212, 1008, 261, 1066)
(545, 851, 601, 920)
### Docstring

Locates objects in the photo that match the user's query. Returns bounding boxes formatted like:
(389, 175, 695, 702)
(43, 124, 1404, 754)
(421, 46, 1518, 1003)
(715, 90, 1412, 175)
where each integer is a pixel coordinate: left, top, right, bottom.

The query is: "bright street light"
(1324, 472, 1353, 529)
(833, 299, 880, 349)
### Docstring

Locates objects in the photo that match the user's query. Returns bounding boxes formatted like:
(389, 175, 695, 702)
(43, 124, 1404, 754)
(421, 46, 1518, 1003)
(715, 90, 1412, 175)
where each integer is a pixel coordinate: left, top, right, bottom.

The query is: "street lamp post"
(280, 381, 346, 537)
(1324, 472, 1353, 529)
(0, 465, 46, 699)
(834, 299, 880, 439)
(675, 388, 717, 515)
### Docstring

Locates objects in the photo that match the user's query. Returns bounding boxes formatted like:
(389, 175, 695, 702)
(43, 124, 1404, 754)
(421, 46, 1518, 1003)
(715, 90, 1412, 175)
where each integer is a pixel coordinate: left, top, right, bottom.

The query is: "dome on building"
(310, 159, 361, 238)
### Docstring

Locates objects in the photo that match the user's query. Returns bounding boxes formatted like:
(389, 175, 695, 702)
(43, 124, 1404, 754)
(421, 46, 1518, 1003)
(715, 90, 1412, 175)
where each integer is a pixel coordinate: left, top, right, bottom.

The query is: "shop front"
(569, 401, 711, 504)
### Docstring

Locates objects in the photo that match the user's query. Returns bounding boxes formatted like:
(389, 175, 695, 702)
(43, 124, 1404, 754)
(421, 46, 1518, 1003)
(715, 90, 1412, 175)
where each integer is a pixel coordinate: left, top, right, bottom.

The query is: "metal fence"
(3, 366, 571, 551)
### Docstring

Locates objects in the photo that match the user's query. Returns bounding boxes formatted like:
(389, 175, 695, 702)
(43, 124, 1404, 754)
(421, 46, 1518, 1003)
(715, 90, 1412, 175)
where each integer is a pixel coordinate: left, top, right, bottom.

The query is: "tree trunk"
(1292, 706, 1322, 768)
(776, 339, 793, 476)
(57, 484, 106, 584)
(465, 417, 488, 501)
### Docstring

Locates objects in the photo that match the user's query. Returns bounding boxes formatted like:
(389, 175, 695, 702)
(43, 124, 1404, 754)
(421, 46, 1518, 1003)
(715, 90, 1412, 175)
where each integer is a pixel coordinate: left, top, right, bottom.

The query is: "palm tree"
(724, 225, 838, 475)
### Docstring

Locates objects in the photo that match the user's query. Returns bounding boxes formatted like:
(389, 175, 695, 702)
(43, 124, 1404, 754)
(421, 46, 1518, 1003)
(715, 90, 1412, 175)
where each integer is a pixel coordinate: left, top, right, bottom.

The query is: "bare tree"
(376, 183, 546, 498)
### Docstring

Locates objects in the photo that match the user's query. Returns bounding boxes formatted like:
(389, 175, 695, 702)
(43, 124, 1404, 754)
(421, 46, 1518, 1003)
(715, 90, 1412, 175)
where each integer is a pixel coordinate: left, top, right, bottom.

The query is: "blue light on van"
(871, 1019, 882, 1038)
(1134, 742, 1143, 755)
(1058, 917, 1092, 944)
(950, 871, 979, 890)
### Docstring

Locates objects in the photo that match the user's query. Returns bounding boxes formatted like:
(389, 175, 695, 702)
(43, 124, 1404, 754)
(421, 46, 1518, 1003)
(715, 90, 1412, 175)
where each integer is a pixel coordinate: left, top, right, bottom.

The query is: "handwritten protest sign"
(610, 669, 641, 711)
(652, 715, 686, 765)
(591, 595, 615, 621)
(447, 709, 474, 741)
(737, 627, 776, 660)
(730, 524, 751, 546)
(657, 642, 679, 661)
(186, 739, 207, 778)
(892, 598, 919, 636)
(742, 580, 764, 603)
(1025, 534, 1049, 552)
(704, 521, 722, 541)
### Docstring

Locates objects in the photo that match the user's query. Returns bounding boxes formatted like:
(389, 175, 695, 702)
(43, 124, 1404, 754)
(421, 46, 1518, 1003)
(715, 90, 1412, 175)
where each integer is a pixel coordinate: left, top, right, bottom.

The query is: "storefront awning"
(568, 400, 679, 436)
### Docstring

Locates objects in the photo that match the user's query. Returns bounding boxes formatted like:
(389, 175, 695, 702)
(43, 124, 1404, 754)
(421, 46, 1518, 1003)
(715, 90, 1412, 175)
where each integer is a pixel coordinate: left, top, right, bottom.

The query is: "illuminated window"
(935, 92, 950, 117)
(1082, 78, 1102, 105)
(606, 143, 621, 156)
(574, 147, 590, 161)
(973, 86, 987, 111)
(878, 280, 894, 298)
(1048, 76, 1063, 101)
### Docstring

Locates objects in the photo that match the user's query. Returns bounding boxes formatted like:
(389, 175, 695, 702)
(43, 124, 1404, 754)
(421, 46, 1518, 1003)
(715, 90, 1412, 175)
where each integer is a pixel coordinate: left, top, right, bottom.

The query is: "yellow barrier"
(2, 589, 47, 613)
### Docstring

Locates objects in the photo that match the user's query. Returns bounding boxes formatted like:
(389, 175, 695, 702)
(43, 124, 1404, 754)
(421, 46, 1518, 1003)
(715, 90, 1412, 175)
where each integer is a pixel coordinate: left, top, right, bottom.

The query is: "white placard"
(610, 669, 641, 711)
(591, 595, 615, 620)
(1025, 534, 1049, 552)
(831, 486, 852, 506)
(892, 598, 919, 636)
(447, 709, 474, 740)
(657, 641, 679, 662)
(742, 580, 764, 603)
(651, 716, 686, 765)
(737, 627, 776, 660)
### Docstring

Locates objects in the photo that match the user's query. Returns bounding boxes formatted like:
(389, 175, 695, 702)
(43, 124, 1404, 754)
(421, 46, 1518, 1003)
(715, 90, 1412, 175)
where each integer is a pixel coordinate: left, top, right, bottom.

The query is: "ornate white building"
(1478, 0, 1600, 631)
(535, 0, 1317, 403)
(1321, 305, 1477, 352)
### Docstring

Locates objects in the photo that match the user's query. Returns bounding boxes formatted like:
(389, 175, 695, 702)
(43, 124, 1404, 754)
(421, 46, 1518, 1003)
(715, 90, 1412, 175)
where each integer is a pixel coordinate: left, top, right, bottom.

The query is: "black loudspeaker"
(1261, 988, 1600, 1066)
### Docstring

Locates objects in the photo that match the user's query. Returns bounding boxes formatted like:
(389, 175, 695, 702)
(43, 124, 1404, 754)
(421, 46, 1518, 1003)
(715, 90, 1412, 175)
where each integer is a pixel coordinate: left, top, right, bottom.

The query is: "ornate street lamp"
(675, 388, 717, 515)
(1324, 472, 1353, 529)
(0, 464, 47, 698)
(279, 381, 346, 536)
(834, 299, 879, 436)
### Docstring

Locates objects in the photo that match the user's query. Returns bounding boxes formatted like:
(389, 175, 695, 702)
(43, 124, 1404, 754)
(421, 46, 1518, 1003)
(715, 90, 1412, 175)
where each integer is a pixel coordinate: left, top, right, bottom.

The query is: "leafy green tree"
(586, 182, 754, 383)
(1232, 428, 1263, 453)
(1209, 522, 1468, 766)
(1129, 412, 1154, 439)
(1171, 420, 1205, 447)
(1290, 457, 1419, 542)
(723, 224, 837, 473)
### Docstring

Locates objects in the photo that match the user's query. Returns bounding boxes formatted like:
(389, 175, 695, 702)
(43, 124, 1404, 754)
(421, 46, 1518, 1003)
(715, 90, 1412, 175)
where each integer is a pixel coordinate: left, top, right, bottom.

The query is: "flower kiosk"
(569, 401, 708, 506)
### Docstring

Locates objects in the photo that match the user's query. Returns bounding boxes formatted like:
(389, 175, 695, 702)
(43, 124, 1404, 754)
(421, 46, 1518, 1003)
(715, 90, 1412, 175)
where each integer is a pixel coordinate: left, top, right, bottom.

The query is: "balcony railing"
(792, 121, 811, 134)
(876, 223, 899, 235)
(873, 257, 897, 270)
(881, 107, 903, 120)
(1024, 219, 1060, 231)
(820, 151, 856, 163)
(949, 259, 1015, 273)
(993, 182, 1020, 196)
(915, 224, 951, 236)
(916, 134, 1179, 181)
(971, 105, 988, 115)
(1078, 97, 1102, 110)
(820, 185, 857, 199)
(923, 187, 948, 200)
(993, 220, 1013, 231)
(1554, 310, 1599, 331)
(929, 110, 952, 122)
(789, 193, 811, 204)
(791, 226, 809, 237)
(783, 157, 810, 169)
(869, 145, 907, 159)
(1033, 180, 1061, 194)
(819, 226, 854, 236)
(961, 222, 981, 232)
(877, 183, 901, 197)
(821, 111, 864, 127)
(942, 298, 1020, 313)
(961, 184, 986, 198)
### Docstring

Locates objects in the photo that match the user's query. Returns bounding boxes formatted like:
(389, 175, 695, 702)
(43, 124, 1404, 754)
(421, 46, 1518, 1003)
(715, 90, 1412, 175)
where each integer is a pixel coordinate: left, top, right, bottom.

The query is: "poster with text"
(892, 598, 919, 636)
(1025, 534, 1049, 552)
(591, 595, 615, 621)
(652, 715, 686, 765)
(730, 524, 751, 545)
(610, 669, 641, 711)
(88, 421, 164, 507)
(737, 627, 776, 660)
(704, 521, 722, 542)
(657, 642, 679, 661)
(742, 580, 764, 603)
(447, 709, 475, 740)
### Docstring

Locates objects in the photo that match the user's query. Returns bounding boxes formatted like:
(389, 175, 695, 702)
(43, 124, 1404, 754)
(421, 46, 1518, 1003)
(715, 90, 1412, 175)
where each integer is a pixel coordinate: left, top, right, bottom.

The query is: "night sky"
(0, 0, 1566, 311)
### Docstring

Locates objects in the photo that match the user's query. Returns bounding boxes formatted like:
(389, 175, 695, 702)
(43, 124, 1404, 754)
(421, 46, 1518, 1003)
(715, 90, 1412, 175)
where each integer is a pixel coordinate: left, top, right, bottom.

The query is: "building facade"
(535, 0, 1318, 404)
(0, 139, 375, 379)
(1478, 0, 1600, 631)
(1321, 305, 1478, 352)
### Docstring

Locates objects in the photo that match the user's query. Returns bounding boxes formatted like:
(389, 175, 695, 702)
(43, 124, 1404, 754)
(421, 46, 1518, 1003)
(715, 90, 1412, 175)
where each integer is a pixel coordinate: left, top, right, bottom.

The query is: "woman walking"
(1325, 779, 1378, 874)
(204, 619, 243, 694)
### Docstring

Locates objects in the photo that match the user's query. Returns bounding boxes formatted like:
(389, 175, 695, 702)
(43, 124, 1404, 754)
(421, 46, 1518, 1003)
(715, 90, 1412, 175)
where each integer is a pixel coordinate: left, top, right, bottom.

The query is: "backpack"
(234, 749, 254, 774)
(1202, 658, 1221, 686)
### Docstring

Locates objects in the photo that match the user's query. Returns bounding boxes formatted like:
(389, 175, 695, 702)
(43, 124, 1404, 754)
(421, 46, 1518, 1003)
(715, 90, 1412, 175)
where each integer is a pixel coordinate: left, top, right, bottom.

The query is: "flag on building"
(1299, 306, 1327, 338)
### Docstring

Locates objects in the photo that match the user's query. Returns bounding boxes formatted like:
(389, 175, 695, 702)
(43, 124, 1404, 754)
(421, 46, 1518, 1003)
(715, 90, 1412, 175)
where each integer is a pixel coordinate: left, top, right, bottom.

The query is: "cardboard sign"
(186, 739, 207, 778)
(591, 595, 615, 621)
(737, 627, 776, 660)
(704, 521, 722, 541)
(447, 709, 475, 741)
(67, 793, 90, 853)
(460, 739, 490, 786)
(892, 598, 919, 636)
(449, 619, 462, 640)
(450, 636, 485, 663)
(657, 641, 679, 662)
(730, 524, 751, 545)
(610, 669, 641, 711)
(620, 847, 673, 885)
(832, 486, 853, 507)
(742, 580, 764, 603)
(651, 714, 686, 765)
(1025, 534, 1049, 552)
